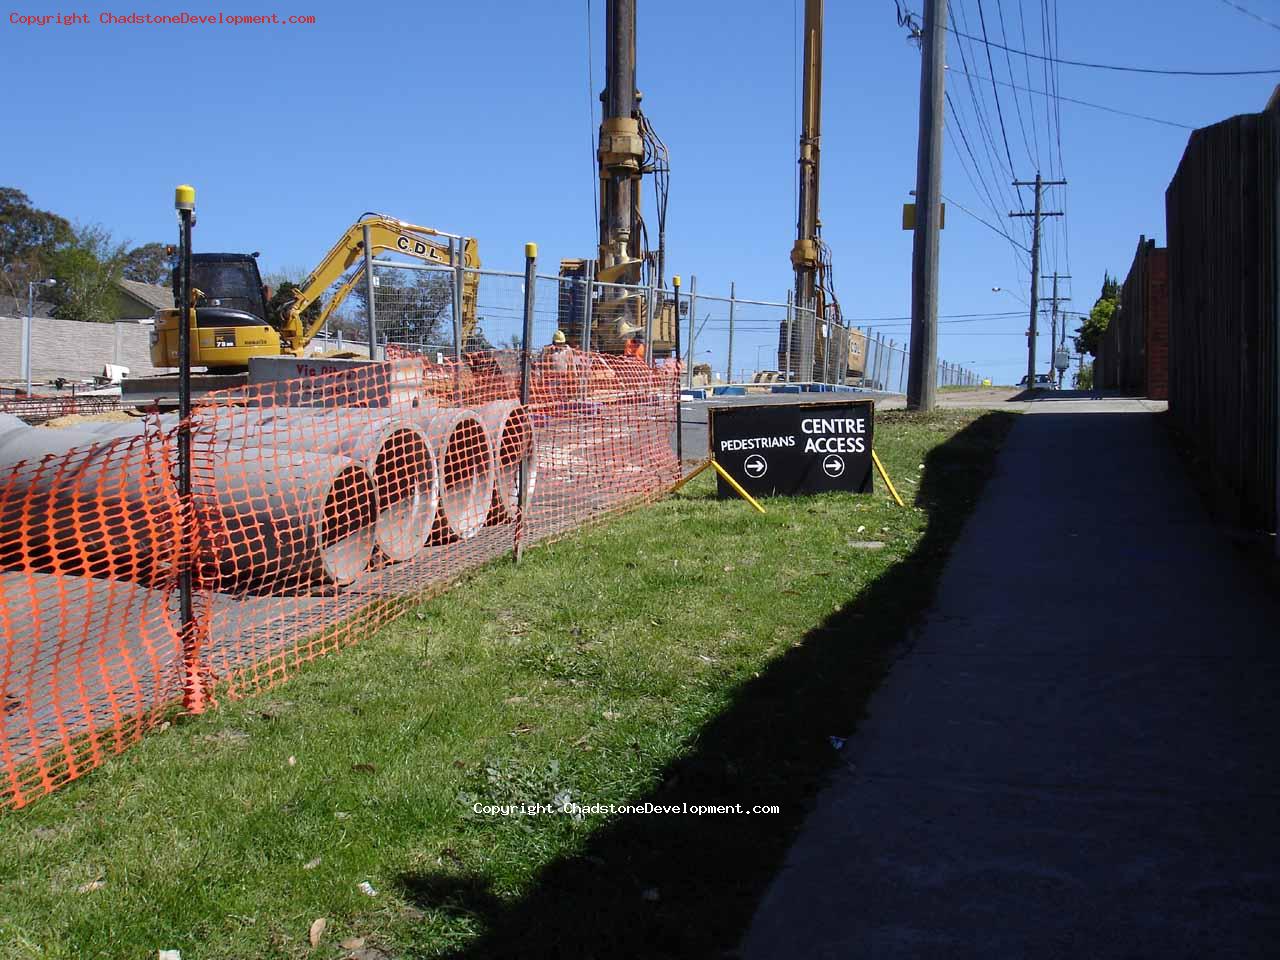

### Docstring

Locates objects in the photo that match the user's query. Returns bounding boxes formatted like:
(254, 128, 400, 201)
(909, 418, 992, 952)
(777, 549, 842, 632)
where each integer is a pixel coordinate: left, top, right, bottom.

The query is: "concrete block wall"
(0, 316, 166, 384)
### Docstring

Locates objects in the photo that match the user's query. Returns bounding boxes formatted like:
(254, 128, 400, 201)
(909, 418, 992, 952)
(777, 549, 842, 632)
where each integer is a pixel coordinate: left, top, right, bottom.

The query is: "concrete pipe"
(200, 448, 377, 592)
(0, 427, 181, 586)
(418, 408, 493, 542)
(0, 571, 181, 772)
(65, 415, 176, 439)
(235, 409, 438, 565)
(476, 400, 537, 524)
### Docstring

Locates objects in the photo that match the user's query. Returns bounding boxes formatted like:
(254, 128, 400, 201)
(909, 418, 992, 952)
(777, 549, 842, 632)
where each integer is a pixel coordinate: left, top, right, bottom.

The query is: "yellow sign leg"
(710, 460, 767, 514)
(871, 449, 906, 508)
(670, 456, 766, 514)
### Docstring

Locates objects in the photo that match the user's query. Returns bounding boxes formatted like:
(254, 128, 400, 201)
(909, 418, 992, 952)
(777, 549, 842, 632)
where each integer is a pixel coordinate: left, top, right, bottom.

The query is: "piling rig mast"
(782, 0, 847, 380)
(559, 0, 676, 355)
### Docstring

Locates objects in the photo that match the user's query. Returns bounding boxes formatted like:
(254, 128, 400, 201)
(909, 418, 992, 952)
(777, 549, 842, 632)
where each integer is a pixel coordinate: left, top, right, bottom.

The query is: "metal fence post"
(362, 223, 378, 362)
(451, 240, 466, 403)
(514, 243, 537, 564)
(727, 281, 736, 384)
(673, 275, 684, 468)
(22, 285, 32, 394)
(785, 291, 794, 381)
(580, 260, 595, 354)
(644, 280, 655, 367)
(686, 275, 698, 389)
(822, 320, 832, 385)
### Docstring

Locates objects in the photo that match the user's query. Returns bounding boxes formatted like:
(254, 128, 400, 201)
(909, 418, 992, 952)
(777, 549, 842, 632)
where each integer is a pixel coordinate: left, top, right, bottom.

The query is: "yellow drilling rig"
(783, 0, 858, 382)
(558, 0, 678, 356)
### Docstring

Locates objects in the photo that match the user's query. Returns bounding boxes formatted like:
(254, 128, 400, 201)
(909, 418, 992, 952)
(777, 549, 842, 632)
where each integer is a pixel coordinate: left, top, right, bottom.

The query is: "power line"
(941, 190, 1033, 251)
(1217, 0, 1280, 32)
(949, 2, 1032, 246)
(848, 310, 1026, 322)
(975, 0, 1019, 175)
(994, 0, 1037, 168)
(945, 94, 1021, 240)
(946, 24, 1280, 75)
(1015, 0, 1042, 171)
(946, 67, 1195, 128)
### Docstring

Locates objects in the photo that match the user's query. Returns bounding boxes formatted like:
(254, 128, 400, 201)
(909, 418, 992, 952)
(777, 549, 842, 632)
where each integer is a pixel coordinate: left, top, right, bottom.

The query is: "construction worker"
(623, 331, 646, 361)
(544, 329, 573, 373)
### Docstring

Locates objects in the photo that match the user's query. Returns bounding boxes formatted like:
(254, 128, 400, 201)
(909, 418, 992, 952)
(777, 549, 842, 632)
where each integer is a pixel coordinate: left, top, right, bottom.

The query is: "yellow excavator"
(150, 215, 479, 371)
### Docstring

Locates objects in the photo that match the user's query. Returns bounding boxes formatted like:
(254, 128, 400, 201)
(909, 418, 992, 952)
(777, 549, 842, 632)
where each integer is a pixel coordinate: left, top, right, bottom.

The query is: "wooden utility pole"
(907, 0, 947, 411)
(1041, 271, 1071, 386)
(1011, 174, 1065, 388)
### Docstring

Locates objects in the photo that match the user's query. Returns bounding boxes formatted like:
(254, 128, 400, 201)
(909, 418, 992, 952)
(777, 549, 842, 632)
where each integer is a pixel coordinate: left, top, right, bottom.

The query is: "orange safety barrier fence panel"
(0, 428, 186, 809)
(0, 343, 677, 810)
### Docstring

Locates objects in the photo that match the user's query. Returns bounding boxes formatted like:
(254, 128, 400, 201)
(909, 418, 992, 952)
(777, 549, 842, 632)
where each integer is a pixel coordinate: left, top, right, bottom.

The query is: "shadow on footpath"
(397, 412, 1018, 960)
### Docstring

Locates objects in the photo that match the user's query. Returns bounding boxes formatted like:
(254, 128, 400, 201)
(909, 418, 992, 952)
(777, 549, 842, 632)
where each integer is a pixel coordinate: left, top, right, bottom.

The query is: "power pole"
(907, 0, 947, 411)
(1011, 173, 1065, 389)
(1041, 271, 1071, 386)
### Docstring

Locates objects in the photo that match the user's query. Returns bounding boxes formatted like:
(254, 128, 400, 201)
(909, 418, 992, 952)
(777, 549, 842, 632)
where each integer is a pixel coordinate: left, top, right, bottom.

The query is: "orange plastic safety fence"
(0, 423, 186, 809)
(0, 347, 677, 809)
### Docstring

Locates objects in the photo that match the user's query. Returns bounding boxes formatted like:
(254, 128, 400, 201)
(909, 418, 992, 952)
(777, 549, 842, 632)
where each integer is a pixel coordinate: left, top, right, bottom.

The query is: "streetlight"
(991, 285, 1029, 308)
(25, 278, 56, 395)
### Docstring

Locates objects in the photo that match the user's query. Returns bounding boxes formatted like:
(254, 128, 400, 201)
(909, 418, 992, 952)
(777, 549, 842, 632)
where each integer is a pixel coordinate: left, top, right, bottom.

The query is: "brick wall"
(1145, 247, 1169, 401)
(0, 316, 166, 384)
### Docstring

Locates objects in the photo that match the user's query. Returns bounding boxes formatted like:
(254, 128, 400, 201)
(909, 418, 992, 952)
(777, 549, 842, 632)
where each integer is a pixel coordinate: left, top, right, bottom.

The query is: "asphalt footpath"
(741, 396, 1280, 959)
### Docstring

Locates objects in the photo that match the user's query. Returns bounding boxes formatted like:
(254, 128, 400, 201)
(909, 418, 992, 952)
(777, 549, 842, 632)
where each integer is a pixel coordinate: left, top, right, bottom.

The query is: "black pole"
(174, 184, 203, 713)
(514, 243, 537, 564)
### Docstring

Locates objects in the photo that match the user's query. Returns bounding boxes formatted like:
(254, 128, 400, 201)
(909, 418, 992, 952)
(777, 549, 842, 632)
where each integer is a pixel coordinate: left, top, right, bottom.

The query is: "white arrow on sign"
(822, 454, 845, 478)
(744, 454, 768, 478)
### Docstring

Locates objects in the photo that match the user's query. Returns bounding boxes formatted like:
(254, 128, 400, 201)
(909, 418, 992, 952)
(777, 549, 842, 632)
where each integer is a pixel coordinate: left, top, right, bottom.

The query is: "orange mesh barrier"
(0, 429, 186, 808)
(0, 348, 677, 809)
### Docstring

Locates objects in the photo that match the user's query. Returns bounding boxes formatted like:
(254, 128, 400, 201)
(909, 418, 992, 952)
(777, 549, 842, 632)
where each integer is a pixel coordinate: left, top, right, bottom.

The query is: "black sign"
(709, 400, 875, 498)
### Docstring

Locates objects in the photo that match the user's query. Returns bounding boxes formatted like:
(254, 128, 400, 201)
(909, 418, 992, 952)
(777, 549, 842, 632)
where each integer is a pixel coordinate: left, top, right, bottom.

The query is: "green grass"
(0, 410, 1015, 960)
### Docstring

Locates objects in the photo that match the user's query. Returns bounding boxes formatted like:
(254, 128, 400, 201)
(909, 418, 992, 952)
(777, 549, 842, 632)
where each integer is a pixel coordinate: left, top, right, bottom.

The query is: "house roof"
(0, 295, 55, 319)
(116, 278, 172, 312)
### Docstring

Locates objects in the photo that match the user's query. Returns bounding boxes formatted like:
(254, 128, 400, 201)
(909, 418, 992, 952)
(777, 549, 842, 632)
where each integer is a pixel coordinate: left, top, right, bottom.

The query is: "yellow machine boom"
(279, 216, 480, 354)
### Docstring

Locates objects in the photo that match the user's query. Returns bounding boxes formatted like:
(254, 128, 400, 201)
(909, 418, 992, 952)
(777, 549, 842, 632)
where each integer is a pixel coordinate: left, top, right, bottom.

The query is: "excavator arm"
(277, 215, 480, 354)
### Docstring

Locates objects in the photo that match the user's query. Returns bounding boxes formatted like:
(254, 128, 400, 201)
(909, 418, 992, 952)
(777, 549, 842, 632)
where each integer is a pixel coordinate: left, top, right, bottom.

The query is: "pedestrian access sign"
(709, 400, 875, 498)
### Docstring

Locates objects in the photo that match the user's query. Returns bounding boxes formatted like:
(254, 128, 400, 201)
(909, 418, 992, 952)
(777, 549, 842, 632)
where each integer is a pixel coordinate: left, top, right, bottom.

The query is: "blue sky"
(6, 0, 1278, 381)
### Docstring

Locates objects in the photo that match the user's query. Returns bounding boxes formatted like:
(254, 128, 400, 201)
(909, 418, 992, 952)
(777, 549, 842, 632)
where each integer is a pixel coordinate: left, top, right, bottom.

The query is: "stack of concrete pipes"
(0, 398, 537, 594)
(0, 417, 182, 586)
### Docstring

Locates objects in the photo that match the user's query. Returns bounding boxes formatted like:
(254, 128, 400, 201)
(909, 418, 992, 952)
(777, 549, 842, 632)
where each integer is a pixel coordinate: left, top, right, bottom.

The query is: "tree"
(47, 224, 129, 323)
(0, 188, 71, 301)
(121, 242, 171, 285)
(0, 188, 70, 265)
(350, 267, 453, 346)
(1075, 360, 1094, 390)
(265, 279, 322, 330)
(1073, 272, 1118, 358)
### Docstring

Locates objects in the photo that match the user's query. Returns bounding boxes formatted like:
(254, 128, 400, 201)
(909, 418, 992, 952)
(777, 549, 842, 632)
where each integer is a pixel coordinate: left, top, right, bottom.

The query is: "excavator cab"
(150, 253, 281, 371)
